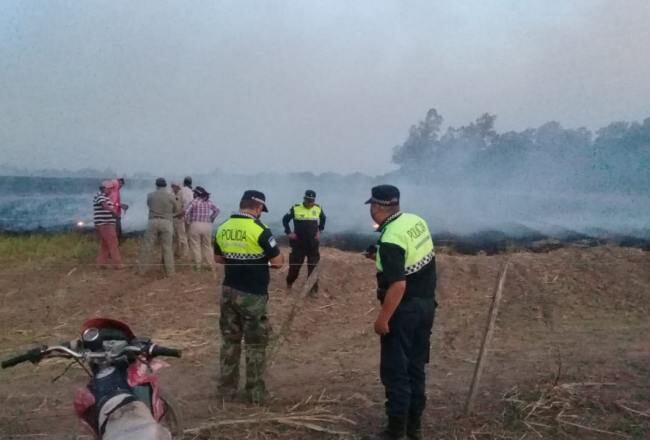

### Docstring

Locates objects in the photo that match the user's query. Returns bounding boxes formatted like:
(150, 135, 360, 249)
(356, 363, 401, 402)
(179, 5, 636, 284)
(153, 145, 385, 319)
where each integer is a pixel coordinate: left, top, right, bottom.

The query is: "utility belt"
(222, 284, 270, 300)
(290, 236, 320, 249)
(376, 288, 433, 304)
(149, 216, 170, 220)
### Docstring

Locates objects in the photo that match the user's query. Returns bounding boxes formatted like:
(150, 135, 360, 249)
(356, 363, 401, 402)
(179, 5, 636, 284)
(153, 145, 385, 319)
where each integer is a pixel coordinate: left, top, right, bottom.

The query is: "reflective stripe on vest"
(293, 204, 322, 221)
(376, 213, 435, 275)
(216, 217, 265, 260)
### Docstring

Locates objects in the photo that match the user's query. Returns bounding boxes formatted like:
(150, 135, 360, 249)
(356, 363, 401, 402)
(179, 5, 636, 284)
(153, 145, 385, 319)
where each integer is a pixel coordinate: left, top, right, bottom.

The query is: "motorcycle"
(1, 318, 183, 440)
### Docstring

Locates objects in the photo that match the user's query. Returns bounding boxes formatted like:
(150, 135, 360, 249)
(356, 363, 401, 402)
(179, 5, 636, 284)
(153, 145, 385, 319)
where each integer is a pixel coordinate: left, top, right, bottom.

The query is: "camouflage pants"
(219, 286, 270, 402)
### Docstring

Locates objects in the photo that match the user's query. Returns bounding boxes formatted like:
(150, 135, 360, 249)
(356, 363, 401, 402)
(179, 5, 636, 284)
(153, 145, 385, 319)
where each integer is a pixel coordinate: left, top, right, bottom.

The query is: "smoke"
(2, 1, 650, 177)
(384, 109, 650, 240)
(1, 104, 649, 249)
(2, 107, 650, 245)
(1, 2, 649, 249)
(1, 158, 649, 246)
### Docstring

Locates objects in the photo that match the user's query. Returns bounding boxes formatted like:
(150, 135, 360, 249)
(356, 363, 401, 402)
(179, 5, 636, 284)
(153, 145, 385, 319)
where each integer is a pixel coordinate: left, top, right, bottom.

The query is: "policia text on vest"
(376, 212, 437, 302)
(215, 214, 280, 295)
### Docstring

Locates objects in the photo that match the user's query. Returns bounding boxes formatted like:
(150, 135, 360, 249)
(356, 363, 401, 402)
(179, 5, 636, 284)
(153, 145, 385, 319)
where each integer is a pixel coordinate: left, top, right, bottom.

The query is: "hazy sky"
(1, 0, 649, 175)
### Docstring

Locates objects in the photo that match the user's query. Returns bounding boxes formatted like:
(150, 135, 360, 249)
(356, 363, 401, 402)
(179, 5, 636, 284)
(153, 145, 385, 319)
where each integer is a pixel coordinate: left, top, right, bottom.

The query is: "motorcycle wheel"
(159, 393, 183, 440)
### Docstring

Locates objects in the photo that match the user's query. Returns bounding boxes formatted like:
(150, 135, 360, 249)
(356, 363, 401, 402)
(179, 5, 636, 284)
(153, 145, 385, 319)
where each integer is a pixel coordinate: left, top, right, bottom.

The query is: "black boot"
(363, 416, 407, 440)
(406, 412, 422, 440)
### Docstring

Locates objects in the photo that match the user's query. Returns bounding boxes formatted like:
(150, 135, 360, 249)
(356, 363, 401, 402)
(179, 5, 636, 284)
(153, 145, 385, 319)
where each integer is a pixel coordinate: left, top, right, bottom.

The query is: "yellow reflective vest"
(215, 216, 266, 260)
(292, 203, 322, 221)
(377, 213, 435, 275)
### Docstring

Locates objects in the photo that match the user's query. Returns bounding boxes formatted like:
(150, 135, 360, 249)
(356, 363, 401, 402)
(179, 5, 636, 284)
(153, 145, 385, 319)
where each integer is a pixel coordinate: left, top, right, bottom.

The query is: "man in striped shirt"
(93, 183, 123, 269)
(184, 186, 220, 271)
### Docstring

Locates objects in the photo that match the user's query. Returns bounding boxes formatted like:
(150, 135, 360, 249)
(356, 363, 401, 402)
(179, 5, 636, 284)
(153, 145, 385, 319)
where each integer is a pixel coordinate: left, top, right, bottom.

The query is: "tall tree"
(392, 108, 443, 167)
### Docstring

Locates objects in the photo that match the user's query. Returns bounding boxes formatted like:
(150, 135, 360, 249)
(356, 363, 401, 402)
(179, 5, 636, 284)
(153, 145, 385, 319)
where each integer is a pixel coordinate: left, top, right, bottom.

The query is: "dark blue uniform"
(376, 215, 437, 422)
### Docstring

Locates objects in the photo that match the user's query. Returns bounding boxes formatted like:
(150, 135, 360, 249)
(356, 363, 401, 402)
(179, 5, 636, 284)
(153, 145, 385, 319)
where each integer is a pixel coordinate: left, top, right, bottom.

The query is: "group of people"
(93, 179, 436, 440)
(138, 176, 220, 274)
(93, 176, 329, 286)
(212, 185, 436, 440)
(92, 176, 221, 273)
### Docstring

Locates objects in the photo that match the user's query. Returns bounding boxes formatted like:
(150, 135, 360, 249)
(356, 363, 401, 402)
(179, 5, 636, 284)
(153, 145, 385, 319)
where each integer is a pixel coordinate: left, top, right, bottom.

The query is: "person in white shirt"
(180, 176, 194, 212)
(171, 182, 188, 258)
(177, 176, 195, 258)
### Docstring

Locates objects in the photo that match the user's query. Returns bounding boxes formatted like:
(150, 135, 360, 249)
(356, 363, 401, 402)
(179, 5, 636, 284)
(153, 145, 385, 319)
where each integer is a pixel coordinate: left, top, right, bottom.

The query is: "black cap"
(241, 189, 269, 212)
(365, 185, 400, 206)
(155, 177, 167, 188)
(183, 176, 192, 186)
(304, 189, 316, 200)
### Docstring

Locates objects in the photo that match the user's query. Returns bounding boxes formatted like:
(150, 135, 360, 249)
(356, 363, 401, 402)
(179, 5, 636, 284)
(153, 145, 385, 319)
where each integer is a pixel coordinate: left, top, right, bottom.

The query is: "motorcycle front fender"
(101, 397, 171, 440)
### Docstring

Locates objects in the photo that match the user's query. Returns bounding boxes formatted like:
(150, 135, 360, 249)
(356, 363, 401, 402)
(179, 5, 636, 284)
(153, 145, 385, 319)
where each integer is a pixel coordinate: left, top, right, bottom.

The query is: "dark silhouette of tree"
(391, 108, 649, 193)
(392, 108, 444, 168)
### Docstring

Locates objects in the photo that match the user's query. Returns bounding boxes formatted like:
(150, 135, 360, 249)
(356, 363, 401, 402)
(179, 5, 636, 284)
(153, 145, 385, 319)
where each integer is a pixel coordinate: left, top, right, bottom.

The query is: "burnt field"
(4, 223, 650, 255)
(0, 235, 649, 439)
(322, 227, 650, 255)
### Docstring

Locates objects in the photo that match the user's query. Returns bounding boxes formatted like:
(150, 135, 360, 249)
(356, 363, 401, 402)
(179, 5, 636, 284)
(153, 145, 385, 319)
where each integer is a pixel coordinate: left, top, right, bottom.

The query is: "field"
(0, 233, 649, 439)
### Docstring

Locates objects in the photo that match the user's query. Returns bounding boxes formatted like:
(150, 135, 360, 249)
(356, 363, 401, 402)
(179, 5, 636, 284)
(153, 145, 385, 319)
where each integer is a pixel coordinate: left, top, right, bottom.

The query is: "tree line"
(391, 108, 650, 194)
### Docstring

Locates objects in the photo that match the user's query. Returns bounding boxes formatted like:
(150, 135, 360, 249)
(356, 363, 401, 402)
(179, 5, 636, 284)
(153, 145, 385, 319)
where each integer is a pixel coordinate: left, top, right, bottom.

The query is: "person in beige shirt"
(138, 178, 179, 275)
(171, 182, 189, 259)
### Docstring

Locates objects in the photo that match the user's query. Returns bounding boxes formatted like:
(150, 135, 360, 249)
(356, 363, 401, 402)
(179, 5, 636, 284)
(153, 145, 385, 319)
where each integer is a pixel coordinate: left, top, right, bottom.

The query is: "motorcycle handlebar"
(1, 347, 44, 369)
(148, 344, 182, 358)
(2, 342, 181, 369)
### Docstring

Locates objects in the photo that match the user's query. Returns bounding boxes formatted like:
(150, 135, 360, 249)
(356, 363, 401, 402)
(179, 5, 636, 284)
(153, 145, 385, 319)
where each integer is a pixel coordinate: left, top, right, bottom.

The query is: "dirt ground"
(0, 242, 649, 439)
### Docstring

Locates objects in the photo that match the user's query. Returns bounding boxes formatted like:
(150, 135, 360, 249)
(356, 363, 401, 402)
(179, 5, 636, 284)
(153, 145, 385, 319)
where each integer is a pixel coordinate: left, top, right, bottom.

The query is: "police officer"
(282, 189, 326, 295)
(363, 185, 437, 440)
(214, 190, 284, 404)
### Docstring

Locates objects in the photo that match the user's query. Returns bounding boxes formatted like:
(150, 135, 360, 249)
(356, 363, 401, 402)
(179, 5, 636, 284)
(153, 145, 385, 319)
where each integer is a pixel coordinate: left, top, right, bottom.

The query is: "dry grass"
(183, 392, 359, 440)
(473, 381, 650, 439)
(1, 239, 649, 439)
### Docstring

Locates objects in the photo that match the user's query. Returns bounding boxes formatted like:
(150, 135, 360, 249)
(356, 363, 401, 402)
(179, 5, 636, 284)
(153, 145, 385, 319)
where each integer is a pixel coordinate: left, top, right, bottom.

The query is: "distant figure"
(180, 176, 194, 247)
(185, 186, 220, 271)
(181, 176, 194, 212)
(170, 182, 189, 258)
(138, 178, 178, 276)
(93, 182, 123, 269)
(282, 189, 326, 296)
(107, 178, 128, 241)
